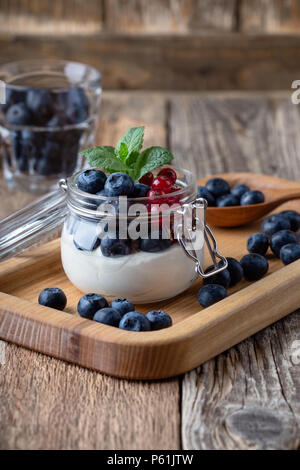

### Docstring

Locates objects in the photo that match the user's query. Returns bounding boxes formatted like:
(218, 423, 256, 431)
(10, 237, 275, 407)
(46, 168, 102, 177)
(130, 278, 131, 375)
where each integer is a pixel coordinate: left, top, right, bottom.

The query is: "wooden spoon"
(198, 172, 300, 227)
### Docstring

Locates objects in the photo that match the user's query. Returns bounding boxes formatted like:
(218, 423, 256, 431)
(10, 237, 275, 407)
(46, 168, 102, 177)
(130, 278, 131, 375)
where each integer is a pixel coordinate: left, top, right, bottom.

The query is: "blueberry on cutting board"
(111, 298, 135, 316)
(280, 244, 300, 265)
(77, 293, 108, 319)
(203, 265, 231, 288)
(247, 233, 269, 256)
(223, 257, 244, 287)
(270, 230, 298, 257)
(240, 254, 269, 281)
(93, 308, 122, 327)
(261, 214, 291, 237)
(198, 284, 228, 308)
(119, 312, 151, 332)
(146, 310, 172, 330)
(38, 288, 67, 311)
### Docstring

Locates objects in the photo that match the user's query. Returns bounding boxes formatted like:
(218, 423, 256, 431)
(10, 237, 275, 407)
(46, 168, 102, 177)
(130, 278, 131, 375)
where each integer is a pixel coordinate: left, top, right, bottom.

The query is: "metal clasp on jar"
(176, 198, 228, 278)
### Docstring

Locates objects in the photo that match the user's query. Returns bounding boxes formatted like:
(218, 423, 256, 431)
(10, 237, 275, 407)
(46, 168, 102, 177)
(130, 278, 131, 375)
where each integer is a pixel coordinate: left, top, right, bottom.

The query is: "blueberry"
(223, 257, 244, 287)
(1, 88, 26, 112)
(216, 194, 239, 207)
(105, 172, 134, 197)
(270, 230, 298, 257)
(111, 298, 135, 316)
(139, 231, 172, 253)
(66, 88, 89, 124)
(6, 103, 32, 125)
(73, 220, 100, 251)
(37, 140, 62, 175)
(280, 243, 300, 265)
(77, 169, 107, 194)
(77, 293, 108, 319)
(197, 186, 215, 206)
(240, 254, 269, 281)
(38, 287, 67, 311)
(205, 178, 230, 198)
(247, 233, 269, 255)
(146, 310, 172, 330)
(101, 236, 131, 257)
(279, 210, 300, 232)
(231, 184, 249, 200)
(46, 115, 69, 128)
(203, 265, 231, 288)
(261, 214, 291, 237)
(26, 89, 53, 125)
(132, 183, 150, 198)
(240, 190, 265, 206)
(198, 284, 228, 308)
(93, 308, 122, 327)
(119, 312, 151, 332)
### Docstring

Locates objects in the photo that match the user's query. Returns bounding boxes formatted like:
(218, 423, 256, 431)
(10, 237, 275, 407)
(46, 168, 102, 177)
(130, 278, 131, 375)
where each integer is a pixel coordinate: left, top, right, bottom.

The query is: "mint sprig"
(80, 126, 174, 182)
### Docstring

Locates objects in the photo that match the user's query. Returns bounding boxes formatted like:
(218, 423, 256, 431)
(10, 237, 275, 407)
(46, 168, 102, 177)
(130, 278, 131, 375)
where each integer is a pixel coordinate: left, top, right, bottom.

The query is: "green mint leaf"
(117, 142, 128, 162)
(134, 146, 174, 181)
(116, 126, 144, 158)
(80, 146, 128, 173)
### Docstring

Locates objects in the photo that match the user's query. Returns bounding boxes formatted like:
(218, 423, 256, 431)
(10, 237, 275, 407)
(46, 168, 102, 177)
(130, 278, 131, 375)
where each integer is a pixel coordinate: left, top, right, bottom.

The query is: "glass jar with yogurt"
(0, 166, 227, 303)
(59, 167, 227, 303)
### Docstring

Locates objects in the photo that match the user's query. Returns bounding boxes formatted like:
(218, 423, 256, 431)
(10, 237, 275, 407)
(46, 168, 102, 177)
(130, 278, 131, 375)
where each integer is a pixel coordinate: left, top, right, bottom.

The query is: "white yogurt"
(61, 229, 201, 303)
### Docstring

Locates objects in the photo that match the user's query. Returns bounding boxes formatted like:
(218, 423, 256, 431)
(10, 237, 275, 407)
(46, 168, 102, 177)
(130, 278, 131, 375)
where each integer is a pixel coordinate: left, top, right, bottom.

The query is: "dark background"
(1, 0, 300, 91)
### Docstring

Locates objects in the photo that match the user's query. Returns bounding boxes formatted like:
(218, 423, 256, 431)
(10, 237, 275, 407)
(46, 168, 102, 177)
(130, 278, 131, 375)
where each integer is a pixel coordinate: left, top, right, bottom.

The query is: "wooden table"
(0, 91, 299, 450)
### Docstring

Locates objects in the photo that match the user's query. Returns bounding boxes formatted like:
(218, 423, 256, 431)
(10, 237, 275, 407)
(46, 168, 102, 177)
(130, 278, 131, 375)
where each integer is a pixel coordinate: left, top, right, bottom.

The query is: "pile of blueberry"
(0, 87, 89, 175)
(73, 168, 180, 257)
(38, 288, 172, 332)
(198, 253, 269, 308)
(247, 210, 300, 265)
(198, 177, 265, 207)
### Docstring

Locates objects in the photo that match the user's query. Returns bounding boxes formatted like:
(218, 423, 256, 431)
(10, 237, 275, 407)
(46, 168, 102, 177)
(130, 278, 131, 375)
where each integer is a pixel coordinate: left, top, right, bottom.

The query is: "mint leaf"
(80, 146, 128, 173)
(134, 146, 174, 181)
(117, 142, 129, 162)
(116, 126, 144, 157)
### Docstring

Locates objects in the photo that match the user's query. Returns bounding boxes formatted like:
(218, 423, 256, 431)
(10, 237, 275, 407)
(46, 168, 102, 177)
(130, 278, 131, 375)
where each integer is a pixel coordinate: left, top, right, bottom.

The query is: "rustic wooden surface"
(2, 33, 300, 90)
(0, 0, 237, 34)
(240, 0, 300, 33)
(0, 91, 300, 448)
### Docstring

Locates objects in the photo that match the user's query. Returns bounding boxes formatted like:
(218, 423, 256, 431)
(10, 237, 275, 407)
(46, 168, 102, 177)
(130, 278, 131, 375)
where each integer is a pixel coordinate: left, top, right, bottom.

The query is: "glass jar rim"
(63, 166, 197, 219)
(67, 166, 196, 201)
(0, 59, 102, 91)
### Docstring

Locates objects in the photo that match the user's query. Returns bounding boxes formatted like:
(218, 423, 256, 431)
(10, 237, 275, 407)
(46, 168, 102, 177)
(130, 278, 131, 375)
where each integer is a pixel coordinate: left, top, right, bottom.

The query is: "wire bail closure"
(176, 198, 228, 278)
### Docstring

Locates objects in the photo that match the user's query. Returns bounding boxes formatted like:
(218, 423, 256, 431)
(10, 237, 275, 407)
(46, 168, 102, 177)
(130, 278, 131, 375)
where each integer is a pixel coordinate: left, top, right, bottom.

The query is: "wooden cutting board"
(1, 174, 300, 380)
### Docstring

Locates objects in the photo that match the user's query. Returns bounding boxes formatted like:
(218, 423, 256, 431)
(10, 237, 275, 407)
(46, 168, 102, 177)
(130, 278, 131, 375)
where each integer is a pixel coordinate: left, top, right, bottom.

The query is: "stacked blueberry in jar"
(72, 167, 181, 257)
(198, 177, 265, 207)
(0, 86, 89, 176)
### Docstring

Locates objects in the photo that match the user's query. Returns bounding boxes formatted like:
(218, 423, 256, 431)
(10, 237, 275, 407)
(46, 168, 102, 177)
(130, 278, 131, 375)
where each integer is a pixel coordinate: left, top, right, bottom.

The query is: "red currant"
(158, 168, 177, 184)
(152, 176, 173, 193)
(139, 172, 154, 186)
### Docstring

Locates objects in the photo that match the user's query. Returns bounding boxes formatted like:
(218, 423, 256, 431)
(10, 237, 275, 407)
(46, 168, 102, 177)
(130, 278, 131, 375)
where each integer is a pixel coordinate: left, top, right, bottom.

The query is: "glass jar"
(0, 166, 227, 304)
(0, 60, 102, 193)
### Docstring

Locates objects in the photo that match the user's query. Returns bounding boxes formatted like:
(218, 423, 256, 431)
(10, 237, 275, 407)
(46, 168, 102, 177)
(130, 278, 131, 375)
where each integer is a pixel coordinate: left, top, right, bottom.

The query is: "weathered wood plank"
(169, 94, 300, 449)
(240, 0, 300, 33)
(0, 342, 180, 449)
(104, 0, 237, 33)
(0, 0, 103, 35)
(0, 92, 181, 450)
(1, 33, 300, 90)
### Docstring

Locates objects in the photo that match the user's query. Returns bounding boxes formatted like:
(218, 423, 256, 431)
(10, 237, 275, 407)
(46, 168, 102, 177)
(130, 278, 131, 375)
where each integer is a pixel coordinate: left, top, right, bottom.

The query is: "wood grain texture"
(169, 93, 300, 449)
(0, 92, 181, 449)
(241, 0, 300, 33)
(104, 0, 237, 33)
(0, 343, 179, 450)
(1, 33, 300, 90)
(0, 0, 103, 35)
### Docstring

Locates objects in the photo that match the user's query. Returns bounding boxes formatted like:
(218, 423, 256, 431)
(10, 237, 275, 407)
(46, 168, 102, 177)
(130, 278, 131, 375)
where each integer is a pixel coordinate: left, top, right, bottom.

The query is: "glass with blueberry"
(0, 60, 102, 192)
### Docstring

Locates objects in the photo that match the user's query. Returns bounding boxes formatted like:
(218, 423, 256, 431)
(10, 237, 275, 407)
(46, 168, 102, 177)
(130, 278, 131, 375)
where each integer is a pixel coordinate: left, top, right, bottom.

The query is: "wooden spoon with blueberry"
(198, 172, 300, 227)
